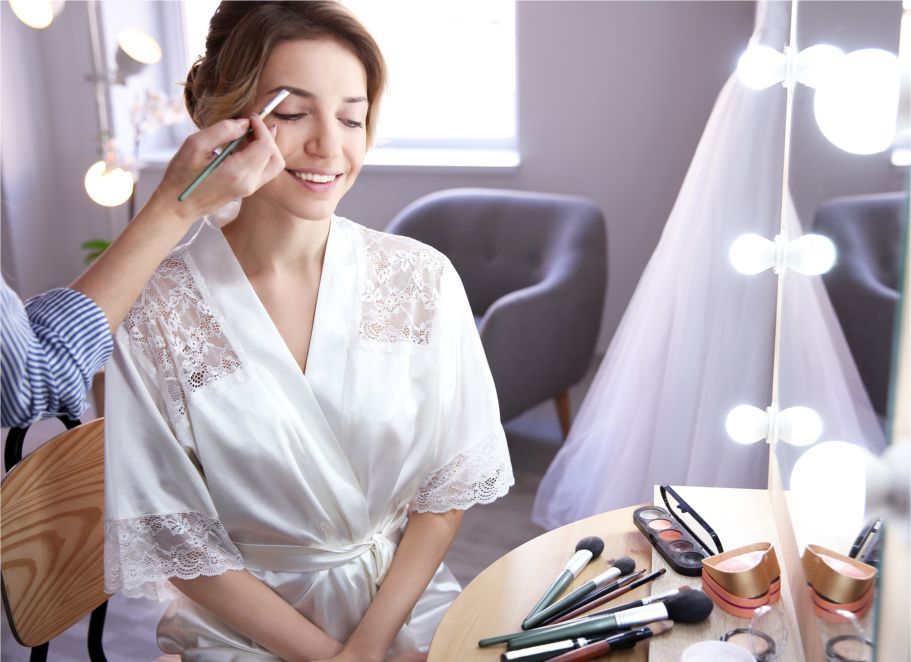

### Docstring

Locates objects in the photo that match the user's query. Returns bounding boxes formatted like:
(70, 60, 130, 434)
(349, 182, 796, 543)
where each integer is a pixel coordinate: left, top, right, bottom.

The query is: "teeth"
(292, 171, 336, 183)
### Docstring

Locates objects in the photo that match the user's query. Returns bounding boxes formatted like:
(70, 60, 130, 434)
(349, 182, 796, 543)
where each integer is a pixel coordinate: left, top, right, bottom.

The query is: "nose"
(305, 114, 342, 160)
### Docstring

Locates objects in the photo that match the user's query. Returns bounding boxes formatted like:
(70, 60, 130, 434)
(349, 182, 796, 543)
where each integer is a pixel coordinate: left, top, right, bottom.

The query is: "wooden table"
(428, 504, 653, 661)
(428, 487, 804, 661)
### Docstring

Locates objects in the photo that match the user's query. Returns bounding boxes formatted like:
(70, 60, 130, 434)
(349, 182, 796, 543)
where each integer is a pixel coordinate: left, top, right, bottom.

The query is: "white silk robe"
(103, 216, 514, 660)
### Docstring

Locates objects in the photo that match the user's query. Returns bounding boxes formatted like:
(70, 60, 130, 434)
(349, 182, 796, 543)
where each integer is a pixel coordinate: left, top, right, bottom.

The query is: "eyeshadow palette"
(633, 505, 710, 576)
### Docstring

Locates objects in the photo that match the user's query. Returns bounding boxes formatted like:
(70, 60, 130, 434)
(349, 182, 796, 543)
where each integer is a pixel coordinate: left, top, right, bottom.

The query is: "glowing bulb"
(814, 49, 900, 154)
(785, 234, 837, 275)
(777, 406, 823, 446)
(790, 441, 870, 536)
(84, 161, 134, 207)
(737, 45, 785, 90)
(117, 28, 162, 64)
(726, 405, 768, 445)
(9, 0, 64, 29)
(796, 44, 844, 89)
(730, 234, 775, 275)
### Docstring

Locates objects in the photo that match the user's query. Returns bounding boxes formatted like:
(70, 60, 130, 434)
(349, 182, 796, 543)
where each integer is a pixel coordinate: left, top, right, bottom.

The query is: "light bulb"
(777, 406, 823, 446)
(117, 28, 162, 64)
(737, 45, 785, 90)
(726, 405, 768, 445)
(790, 441, 870, 538)
(814, 48, 900, 155)
(84, 161, 134, 207)
(730, 233, 775, 275)
(785, 234, 837, 275)
(9, 0, 64, 29)
(796, 44, 844, 89)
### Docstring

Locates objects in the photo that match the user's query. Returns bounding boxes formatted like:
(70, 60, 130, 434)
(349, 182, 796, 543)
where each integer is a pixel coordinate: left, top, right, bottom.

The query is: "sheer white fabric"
(104, 216, 512, 658)
(124, 253, 244, 422)
(104, 512, 245, 601)
(412, 435, 515, 513)
(533, 1, 883, 529)
(359, 227, 447, 345)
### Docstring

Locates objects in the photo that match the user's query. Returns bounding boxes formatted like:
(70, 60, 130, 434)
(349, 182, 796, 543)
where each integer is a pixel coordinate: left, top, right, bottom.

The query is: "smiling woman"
(101, 3, 514, 662)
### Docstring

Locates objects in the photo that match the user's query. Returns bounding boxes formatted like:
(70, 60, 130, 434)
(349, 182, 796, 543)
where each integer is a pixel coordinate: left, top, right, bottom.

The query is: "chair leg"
(87, 601, 108, 661)
(29, 643, 48, 662)
(555, 391, 571, 439)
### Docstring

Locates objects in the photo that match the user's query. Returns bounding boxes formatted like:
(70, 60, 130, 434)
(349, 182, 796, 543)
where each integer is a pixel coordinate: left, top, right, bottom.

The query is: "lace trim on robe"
(124, 253, 243, 423)
(359, 228, 447, 345)
(104, 512, 246, 601)
(411, 434, 515, 513)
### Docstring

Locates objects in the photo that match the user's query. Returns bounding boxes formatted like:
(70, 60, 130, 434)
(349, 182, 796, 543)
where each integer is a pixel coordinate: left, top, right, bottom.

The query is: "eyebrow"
(268, 85, 367, 104)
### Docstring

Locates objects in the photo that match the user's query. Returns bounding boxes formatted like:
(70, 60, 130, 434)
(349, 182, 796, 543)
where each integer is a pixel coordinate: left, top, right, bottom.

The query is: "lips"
(285, 169, 343, 192)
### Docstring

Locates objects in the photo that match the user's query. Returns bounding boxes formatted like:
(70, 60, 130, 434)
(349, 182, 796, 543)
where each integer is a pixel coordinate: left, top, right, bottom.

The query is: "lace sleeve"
(411, 434, 515, 514)
(104, 512, 246, 601)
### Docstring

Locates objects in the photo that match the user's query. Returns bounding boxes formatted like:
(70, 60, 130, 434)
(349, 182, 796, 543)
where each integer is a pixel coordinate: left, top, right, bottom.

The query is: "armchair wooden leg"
(555, 391, 571, 440)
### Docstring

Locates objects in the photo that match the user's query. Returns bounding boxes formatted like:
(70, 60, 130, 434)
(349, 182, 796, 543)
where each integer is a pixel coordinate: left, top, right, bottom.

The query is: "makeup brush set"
(477, 535, 715, 661)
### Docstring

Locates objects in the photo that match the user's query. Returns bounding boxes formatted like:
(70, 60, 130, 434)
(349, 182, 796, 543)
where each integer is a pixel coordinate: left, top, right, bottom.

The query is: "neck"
(223, 198, 331, 276)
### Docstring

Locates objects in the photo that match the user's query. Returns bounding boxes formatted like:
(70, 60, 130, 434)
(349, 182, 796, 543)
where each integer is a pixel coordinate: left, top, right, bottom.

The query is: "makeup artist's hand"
(151, 113, 285, 225)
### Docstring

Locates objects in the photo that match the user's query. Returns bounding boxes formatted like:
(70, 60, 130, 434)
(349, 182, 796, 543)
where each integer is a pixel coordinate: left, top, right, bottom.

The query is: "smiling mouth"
(286, 170, 341, 183)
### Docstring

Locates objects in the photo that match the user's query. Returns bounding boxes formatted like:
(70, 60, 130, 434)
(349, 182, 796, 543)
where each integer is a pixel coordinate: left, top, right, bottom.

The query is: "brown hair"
(184, 1, 386, 145)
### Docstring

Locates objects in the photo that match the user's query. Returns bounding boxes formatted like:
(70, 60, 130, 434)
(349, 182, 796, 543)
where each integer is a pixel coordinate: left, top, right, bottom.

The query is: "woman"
(102, 3, 513, 660)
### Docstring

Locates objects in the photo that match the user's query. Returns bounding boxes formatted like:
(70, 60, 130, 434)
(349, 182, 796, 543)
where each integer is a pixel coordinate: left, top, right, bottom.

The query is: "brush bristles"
(576, 536, 605, 558)
(612, 556, 635, 574)
(665, 590, 714, 623)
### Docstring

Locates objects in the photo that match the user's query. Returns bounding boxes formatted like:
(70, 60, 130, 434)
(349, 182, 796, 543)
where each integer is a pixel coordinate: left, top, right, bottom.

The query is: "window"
(181, 1, 518, 168)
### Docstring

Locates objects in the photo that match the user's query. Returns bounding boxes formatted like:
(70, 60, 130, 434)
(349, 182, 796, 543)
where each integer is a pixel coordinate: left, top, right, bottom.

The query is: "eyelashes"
(272, 112, 364, 129)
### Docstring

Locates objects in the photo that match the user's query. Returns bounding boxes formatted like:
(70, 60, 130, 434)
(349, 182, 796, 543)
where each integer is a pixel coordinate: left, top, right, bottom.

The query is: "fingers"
(185, 117, 250, 155)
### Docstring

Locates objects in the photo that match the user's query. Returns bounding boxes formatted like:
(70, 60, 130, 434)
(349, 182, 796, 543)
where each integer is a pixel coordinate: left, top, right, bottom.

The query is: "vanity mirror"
(741, 0, 907, 659)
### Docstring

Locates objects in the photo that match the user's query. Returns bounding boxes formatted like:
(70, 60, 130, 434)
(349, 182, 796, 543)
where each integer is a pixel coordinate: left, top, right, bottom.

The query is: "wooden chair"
(1, 417, 109, 661)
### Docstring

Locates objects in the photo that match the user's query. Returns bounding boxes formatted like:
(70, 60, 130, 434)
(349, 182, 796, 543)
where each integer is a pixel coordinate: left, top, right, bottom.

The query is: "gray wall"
(2, 1, 902, 354)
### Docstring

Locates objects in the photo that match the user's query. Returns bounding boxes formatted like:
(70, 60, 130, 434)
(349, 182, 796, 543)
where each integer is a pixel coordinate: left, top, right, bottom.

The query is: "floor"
(1, 366, 597, 661)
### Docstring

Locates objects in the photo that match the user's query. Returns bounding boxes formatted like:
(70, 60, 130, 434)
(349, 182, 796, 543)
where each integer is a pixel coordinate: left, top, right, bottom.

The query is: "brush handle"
(523, 580, 596, 629)
(507, 615, 620, 651)
(177, 135, 245, 201)
(523, 569, 573, 622)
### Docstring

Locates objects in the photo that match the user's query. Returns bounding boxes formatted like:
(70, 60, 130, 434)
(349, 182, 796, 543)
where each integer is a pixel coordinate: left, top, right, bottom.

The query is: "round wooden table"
(428, 504, 653, 661)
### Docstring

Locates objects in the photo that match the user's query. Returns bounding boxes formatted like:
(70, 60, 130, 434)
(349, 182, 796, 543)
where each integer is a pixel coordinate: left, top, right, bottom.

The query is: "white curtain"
(533, 0, 884, 529)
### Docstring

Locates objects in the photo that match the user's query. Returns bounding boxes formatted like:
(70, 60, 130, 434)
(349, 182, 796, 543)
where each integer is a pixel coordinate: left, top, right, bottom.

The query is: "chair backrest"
(1, 418, 108, 647)
(387, 188, 606, 317)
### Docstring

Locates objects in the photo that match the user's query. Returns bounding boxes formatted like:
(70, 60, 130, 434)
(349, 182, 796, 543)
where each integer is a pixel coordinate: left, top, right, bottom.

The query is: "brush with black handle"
(522, 537, 605, 621)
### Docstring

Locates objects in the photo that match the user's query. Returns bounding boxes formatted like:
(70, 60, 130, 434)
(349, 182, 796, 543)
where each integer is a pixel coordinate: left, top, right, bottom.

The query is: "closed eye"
(342, 119, 365, 129)
(273, 112, 306, 122)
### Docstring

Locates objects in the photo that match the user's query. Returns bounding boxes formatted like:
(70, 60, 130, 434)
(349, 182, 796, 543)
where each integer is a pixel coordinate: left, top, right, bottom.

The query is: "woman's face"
(248, 38, 369, 222)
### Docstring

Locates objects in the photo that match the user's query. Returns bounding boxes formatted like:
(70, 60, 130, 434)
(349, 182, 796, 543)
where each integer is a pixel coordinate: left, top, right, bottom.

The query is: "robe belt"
(234, 516, 405, 587)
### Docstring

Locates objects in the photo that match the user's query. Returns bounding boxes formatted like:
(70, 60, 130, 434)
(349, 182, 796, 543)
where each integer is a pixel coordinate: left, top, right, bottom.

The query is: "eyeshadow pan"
(648, 519, 674, 531)
(680, 551, 705, 565)
(637, 508, 665, 521)
(658, 529, 683, 541)
(668, 540, 693, 553)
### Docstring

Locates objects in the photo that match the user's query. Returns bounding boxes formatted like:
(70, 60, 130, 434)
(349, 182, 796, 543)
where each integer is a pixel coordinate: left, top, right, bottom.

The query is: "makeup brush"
(523, 537, 605, 621)
(538, 568, 647, 625)
(547, 568, 666, 625)
(506, 590, 713, 651)
(523, 557, 635, 629)
(596, 585, 692, 616)
(178, 88, 291, 201)
(548, 621, 674, 661)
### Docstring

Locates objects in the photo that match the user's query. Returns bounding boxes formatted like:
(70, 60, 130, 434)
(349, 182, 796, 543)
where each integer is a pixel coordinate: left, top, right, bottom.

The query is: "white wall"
(2, 1, 902, 353)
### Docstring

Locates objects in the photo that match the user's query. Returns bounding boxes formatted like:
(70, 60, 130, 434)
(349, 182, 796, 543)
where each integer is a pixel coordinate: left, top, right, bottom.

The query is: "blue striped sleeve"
(1, 280, 113, 428)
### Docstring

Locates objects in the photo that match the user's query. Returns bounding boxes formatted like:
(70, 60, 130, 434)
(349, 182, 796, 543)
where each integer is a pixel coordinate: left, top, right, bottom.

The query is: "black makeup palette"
(632, 485, 724, 576)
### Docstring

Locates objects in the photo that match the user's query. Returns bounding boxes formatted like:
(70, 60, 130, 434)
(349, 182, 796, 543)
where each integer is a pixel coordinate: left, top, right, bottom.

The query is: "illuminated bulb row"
(738, 45, 901, 155)
(726, 403, 823, 447)
(729, 233, 836, 276)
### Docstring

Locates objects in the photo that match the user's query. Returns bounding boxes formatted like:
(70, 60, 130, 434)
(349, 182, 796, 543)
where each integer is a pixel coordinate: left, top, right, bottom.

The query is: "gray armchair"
(814, 192, 906, 418)
(386, 188, 607, 436)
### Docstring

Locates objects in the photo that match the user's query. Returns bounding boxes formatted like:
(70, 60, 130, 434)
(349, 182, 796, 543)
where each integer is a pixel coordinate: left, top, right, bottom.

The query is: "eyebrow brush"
(178, 88, 290, 201)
